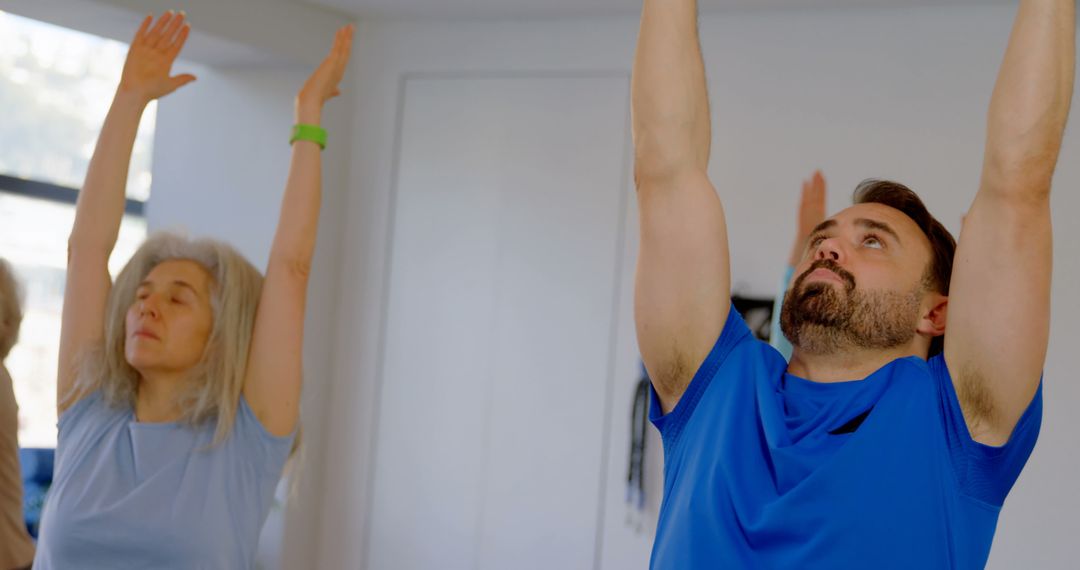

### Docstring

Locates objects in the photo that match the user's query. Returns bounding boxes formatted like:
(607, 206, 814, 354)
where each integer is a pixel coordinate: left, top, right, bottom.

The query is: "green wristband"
(290, 124, 327, 150)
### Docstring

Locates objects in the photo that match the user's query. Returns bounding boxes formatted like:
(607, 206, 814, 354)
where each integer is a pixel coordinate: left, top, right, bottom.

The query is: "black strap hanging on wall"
(627, 362, 650, 531)
(732, 294, 776, 342)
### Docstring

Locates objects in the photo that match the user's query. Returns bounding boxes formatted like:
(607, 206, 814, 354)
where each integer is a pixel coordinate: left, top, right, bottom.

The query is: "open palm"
(119, 11, 195, 104)
(298, 25, 355, 109)
(797, 170, 827, 239)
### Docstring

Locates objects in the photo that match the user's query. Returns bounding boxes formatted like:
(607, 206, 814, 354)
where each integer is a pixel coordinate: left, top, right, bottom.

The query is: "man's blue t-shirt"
(649, 307, 1042, 569)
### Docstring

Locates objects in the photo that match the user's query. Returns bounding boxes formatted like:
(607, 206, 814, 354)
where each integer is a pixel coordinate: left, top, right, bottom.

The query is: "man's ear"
(919, 294, 948, 337)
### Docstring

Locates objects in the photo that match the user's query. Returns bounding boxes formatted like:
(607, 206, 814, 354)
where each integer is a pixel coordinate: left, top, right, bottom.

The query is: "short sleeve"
(234, 395, 296, 475)
(650, 304, 754, 451)
(929, 354, 1042, 506)
(55, 389, 113, 452)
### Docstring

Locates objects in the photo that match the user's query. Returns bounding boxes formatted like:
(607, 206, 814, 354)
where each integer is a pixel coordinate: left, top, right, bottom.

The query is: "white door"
(365, 73, 631, 570)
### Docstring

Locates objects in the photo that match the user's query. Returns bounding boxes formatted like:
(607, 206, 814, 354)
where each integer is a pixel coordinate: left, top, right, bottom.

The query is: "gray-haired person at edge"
(632, 0, 1074, 567)
(30, 11, 355, 569)
(1, 259, 35, 570)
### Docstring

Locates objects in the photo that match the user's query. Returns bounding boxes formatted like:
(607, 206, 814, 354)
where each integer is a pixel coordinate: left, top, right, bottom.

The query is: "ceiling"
(304, 0, 1007, 21)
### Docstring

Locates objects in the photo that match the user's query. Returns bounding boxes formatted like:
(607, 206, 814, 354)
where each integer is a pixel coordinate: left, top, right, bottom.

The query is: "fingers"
(811, 169, 826, 195)
(165, 73, 197, 96)
(173, 73, 197, 87)
(340, 26, 356, 73)
(144, 10, 188, 50)
(324, 25, 355, 83)
(166, 21, 191, 59)
(332, 24, 355, 67)
(800, 170, 825, 207)
(328, 28, 342, 59)
(146, 11, 174, 48)
(133, 15, 153, 44)
(159, 11, 187, 49)
(296, 24, 354, 106)
(344, 26, 355, 62)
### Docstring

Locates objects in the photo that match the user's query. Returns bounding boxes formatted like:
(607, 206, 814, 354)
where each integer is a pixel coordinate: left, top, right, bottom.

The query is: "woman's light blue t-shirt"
(33, 390, 294, 569)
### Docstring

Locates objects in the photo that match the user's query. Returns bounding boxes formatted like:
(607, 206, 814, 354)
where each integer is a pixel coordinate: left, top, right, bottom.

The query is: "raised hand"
(240, 26, 355, 437)
(798, 170, 827, 239)
(789, 170, 827, 266)
(118, 11, 196, 105)
(296, 24, 355, 122)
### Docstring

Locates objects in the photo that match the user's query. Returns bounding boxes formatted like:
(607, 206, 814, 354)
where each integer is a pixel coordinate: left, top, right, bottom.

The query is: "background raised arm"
(242, 25, 354, 436)
(58, 11, 194, 413)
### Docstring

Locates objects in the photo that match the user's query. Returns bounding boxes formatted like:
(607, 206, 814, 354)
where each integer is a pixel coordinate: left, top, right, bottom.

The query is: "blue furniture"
(19, 447, 53, 539)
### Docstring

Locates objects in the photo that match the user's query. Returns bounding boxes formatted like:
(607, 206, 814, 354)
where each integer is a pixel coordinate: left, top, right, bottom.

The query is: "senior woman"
(32, 11, 354, 569)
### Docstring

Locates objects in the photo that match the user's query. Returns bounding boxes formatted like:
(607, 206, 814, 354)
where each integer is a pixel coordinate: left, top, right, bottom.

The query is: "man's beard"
(779, 259, 923, 354)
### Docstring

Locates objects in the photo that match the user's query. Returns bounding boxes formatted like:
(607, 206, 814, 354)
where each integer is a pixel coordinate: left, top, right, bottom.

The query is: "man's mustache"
(793, 259, 856, 293)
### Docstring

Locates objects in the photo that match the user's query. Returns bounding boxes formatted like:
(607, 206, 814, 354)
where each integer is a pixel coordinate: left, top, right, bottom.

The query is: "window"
(0, 9, 153, 448)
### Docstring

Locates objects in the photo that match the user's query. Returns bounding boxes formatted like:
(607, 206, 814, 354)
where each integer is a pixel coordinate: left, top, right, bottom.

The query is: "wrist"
(290, 124, 327, 150)
(294, 99, 323, 125)
(113, 85, 152, 112)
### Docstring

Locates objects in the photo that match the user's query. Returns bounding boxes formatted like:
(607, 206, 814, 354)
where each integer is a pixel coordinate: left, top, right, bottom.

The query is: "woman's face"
(124, 259, 214, 377)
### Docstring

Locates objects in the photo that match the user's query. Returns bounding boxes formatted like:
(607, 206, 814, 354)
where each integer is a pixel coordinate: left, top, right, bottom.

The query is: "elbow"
(982, 114, 1068, 201)
(66, 234, 112, 264)
(633, 159, 680, 189)
(633, 131, 708, 189)
(269, 253, 314, 282)
(981, 148, 1058, 203)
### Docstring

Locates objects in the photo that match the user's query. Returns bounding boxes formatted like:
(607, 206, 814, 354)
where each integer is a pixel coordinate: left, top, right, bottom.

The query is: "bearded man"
(630, 0, 1075, 568)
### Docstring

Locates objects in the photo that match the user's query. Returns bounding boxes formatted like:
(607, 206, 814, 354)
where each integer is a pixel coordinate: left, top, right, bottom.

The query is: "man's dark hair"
(852, 179, 956, 356)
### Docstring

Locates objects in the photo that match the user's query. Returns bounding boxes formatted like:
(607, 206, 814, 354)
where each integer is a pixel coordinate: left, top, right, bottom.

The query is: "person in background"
(0, 259, 34, 570)
(769, 171, 827, 360)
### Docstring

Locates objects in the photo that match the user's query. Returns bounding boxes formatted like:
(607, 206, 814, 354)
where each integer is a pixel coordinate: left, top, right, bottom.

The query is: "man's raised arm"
(945, 0, 1075, 445)
(633, 0, 732, 414)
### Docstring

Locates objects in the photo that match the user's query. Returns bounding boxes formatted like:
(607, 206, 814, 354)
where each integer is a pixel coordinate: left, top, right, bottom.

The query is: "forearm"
(632, 0, 712, 181)
(982, 0, 1076, 196)
(69, 88, 147, 255)
(269, 102, 324, 272)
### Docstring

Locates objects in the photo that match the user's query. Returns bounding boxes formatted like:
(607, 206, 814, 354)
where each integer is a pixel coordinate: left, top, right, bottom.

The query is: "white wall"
(313, 4, 1080, 569)
(361, 73, 631, 570)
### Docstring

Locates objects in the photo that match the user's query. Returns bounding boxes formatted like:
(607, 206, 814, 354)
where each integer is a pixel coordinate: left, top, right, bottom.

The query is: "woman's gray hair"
(77, 231, 264, 445)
